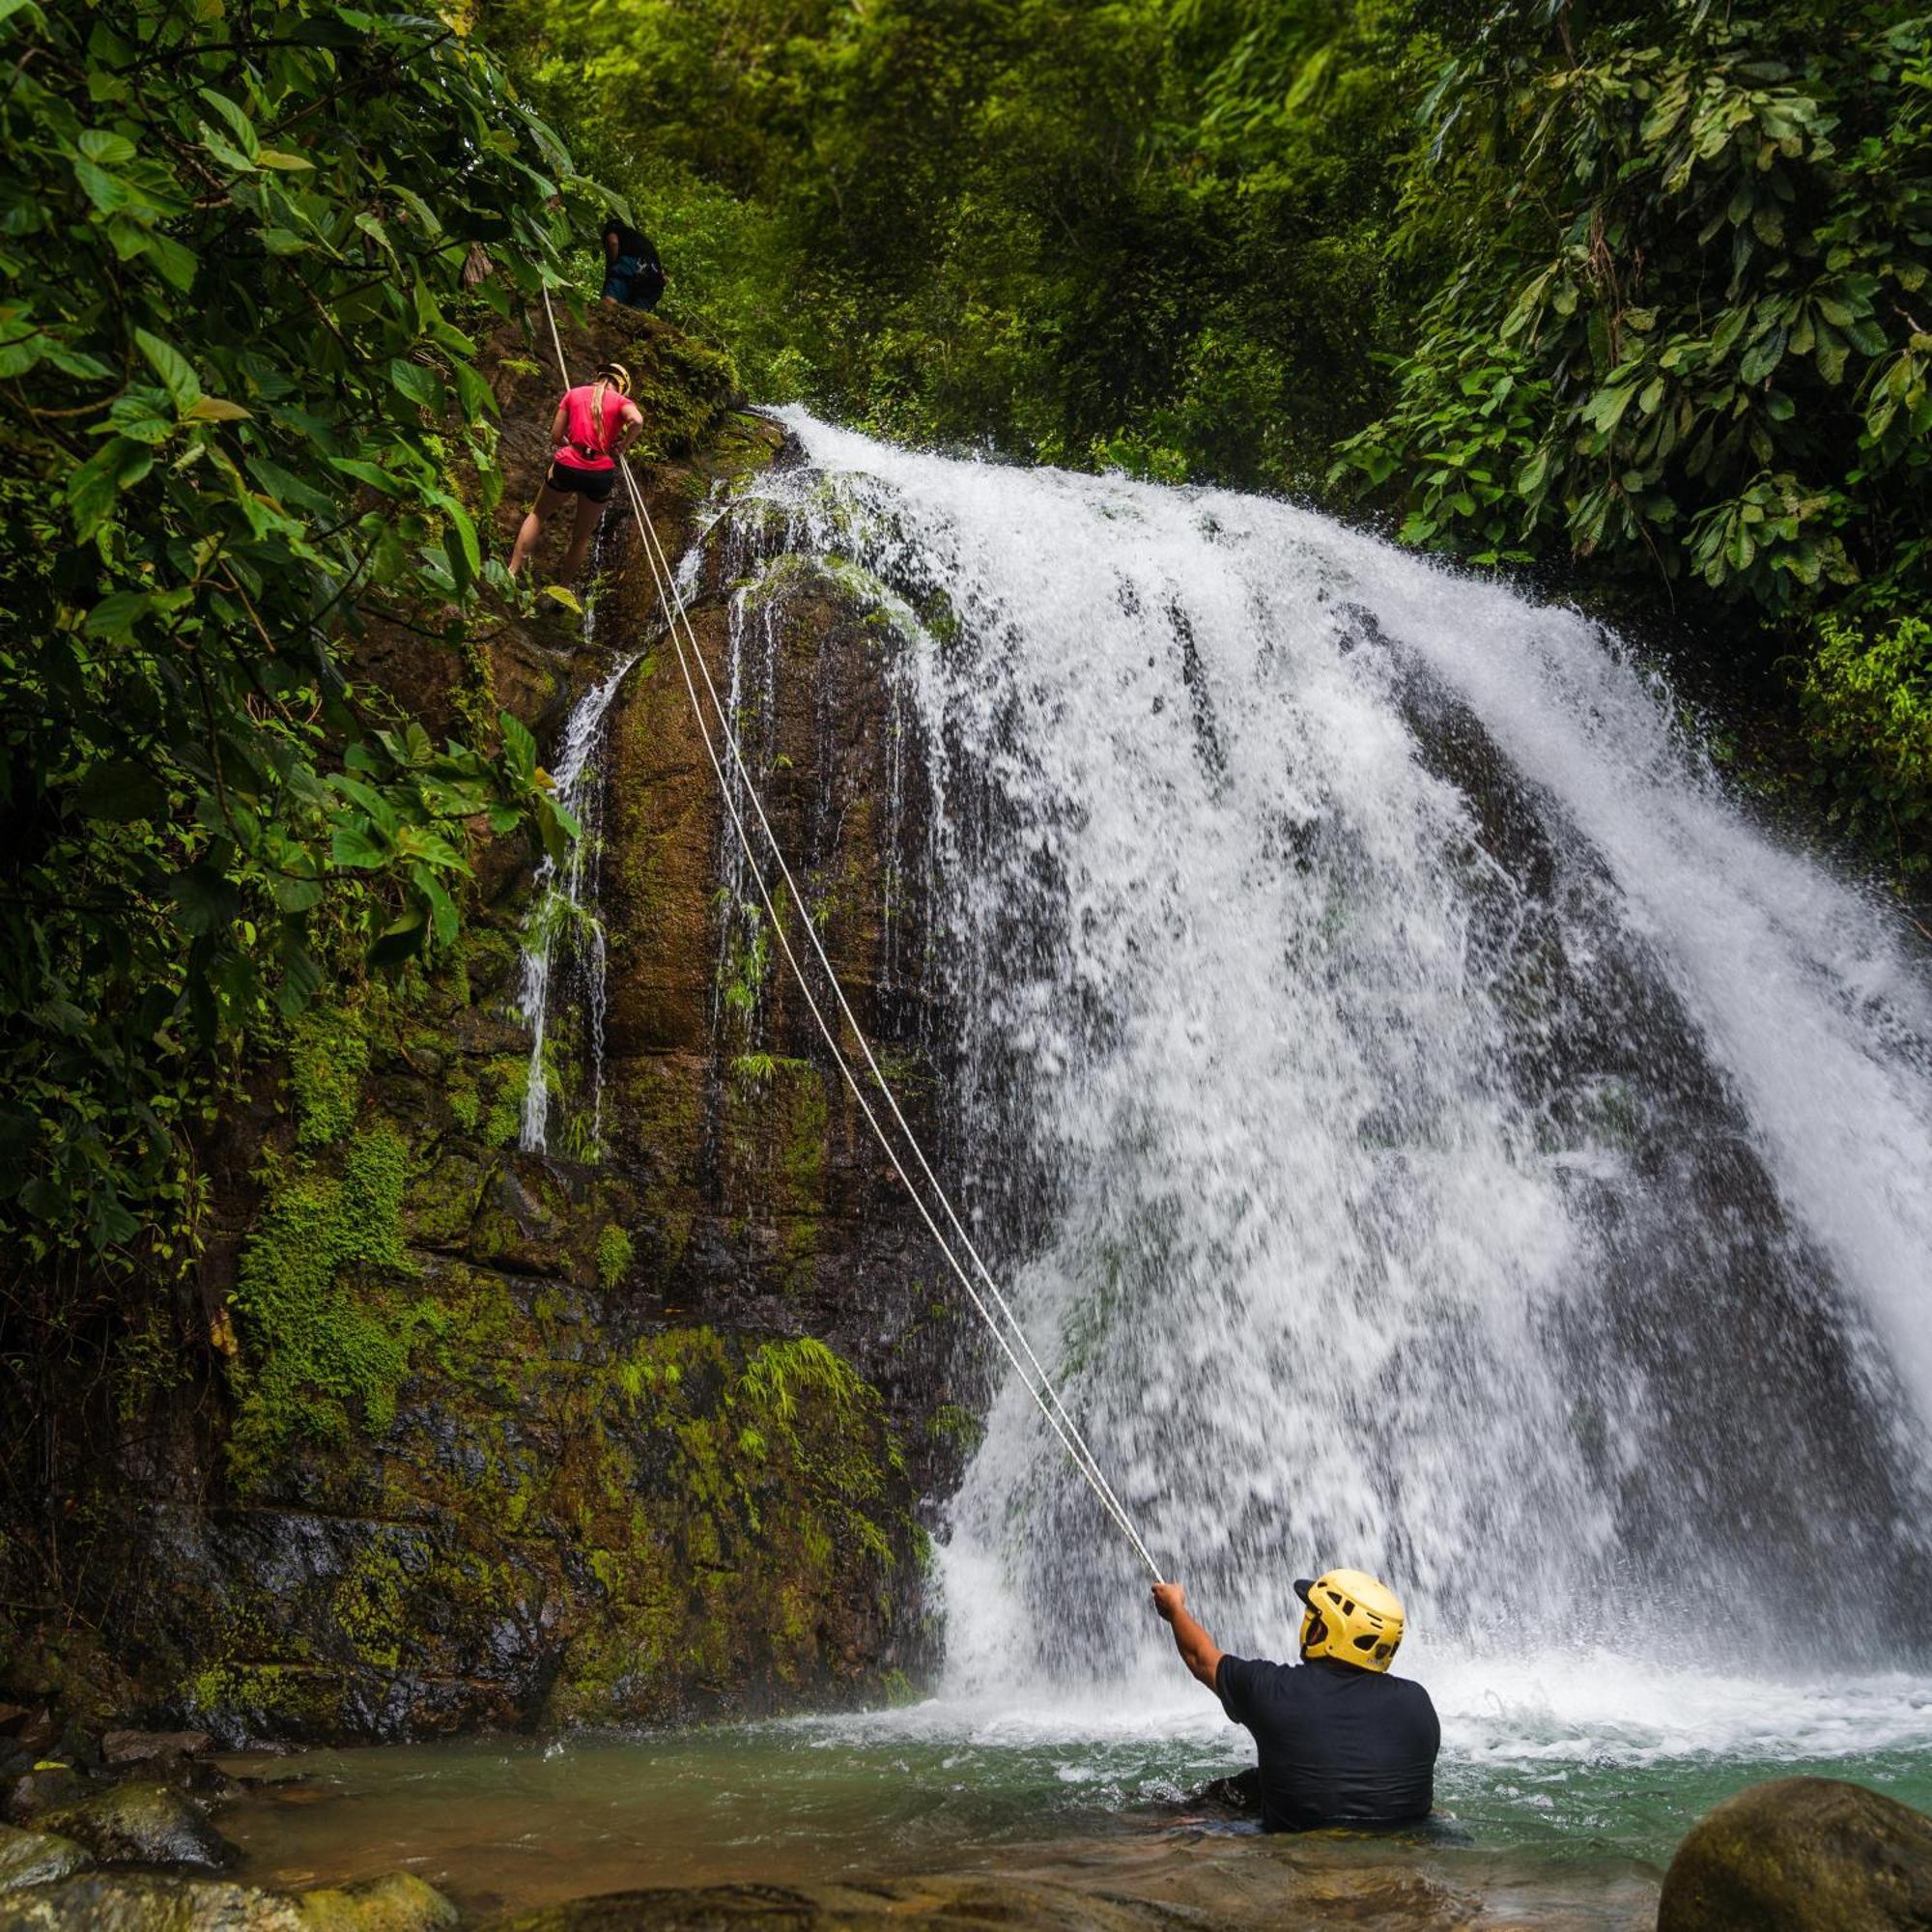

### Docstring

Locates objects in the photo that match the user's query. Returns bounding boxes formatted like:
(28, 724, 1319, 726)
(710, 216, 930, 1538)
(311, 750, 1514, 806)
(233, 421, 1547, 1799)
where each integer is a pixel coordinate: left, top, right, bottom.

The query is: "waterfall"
(516, 612, 638, 1158)
(720, 409, 1932, 1698)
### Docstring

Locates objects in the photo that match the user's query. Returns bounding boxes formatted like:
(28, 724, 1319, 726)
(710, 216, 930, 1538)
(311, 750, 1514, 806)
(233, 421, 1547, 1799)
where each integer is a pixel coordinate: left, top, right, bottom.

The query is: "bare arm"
(1152, 1581, 1224, 1691)
(548, 401, 567, 447)
(613, 399, 644, 459)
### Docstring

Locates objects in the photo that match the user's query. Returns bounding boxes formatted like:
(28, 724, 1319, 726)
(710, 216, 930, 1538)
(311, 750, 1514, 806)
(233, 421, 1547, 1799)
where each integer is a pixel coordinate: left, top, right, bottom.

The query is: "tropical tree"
(0, 0, 589, 1267)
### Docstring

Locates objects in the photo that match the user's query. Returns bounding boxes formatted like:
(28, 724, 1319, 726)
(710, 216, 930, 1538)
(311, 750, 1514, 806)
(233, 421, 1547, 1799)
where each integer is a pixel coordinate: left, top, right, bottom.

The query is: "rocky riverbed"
(6, 1709, 1931, 1932)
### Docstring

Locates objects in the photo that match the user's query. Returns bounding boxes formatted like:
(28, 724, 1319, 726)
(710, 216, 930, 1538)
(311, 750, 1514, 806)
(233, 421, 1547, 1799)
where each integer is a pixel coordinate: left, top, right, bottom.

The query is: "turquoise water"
(220, 1658, 1932, 1918)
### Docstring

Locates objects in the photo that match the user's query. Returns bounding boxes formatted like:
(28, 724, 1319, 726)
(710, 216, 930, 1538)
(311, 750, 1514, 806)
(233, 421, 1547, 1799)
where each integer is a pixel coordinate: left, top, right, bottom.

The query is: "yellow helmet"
(596, 361, 633, 396)
(1296, 1568, 1406, 1672)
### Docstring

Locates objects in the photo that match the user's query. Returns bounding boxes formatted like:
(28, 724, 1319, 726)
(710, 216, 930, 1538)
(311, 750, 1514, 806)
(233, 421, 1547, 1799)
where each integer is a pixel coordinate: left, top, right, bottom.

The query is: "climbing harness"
(534, 289, 1163, 1580)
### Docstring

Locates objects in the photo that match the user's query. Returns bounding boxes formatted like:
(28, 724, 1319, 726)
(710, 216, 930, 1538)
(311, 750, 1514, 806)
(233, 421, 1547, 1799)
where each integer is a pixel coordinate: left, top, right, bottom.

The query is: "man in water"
(1152, 1569, 1438, 1832)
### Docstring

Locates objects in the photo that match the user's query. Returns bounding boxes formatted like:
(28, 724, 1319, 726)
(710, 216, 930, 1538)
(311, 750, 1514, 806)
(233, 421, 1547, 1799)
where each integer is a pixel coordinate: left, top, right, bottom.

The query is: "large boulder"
(1659, 1776, 1932, 1930)
(32, 1784, 237, 1872)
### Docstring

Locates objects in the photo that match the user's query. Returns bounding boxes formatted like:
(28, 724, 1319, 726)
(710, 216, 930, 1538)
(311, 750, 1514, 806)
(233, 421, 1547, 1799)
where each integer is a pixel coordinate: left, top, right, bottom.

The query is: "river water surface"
(220, 1651, 1932, 1918)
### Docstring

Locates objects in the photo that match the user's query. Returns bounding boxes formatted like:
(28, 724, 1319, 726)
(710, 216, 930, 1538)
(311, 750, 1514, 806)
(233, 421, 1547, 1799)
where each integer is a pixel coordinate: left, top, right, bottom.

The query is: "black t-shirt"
(602, 218, 660, 269)
(1215, 1652, 1439, 1831)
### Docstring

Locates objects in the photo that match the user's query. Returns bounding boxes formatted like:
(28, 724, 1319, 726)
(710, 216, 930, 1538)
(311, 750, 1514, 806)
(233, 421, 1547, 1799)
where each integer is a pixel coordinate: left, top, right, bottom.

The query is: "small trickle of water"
(516, 600, 638, 1156)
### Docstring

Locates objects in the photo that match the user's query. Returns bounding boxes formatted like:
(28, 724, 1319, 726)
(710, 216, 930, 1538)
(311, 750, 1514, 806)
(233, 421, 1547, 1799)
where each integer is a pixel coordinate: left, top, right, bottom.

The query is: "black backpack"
(633, 254, 667, 311)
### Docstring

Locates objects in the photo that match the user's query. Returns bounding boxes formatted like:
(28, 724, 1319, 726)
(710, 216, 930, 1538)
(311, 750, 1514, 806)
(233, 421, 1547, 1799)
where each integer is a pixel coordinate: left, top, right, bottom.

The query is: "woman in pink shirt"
(508, 361, 644, 582)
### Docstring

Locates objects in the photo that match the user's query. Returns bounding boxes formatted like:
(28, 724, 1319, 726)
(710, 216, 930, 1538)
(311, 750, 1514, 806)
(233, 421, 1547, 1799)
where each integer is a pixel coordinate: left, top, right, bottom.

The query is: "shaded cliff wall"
(1, 308, 974, 1743)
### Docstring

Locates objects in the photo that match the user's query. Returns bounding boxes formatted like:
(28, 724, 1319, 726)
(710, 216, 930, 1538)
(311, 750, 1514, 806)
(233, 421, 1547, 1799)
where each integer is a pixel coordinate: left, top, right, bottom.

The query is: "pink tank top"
(555, 383, 620, 471)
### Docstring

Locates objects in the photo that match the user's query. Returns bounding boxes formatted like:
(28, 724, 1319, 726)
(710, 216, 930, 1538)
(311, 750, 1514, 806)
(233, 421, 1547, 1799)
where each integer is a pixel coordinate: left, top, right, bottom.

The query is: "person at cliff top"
(508, 362, 644, 582)
(1152, 1568, 1438, 1832)
(600, 212, 667, 312)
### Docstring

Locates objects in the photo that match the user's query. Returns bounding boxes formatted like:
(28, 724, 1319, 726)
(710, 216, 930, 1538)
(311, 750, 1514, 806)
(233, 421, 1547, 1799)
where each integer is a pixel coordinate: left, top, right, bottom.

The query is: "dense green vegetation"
(0, 0, 591, 1270)
(496, 0, 1932, 878)
(2, 0, 1926, 1316)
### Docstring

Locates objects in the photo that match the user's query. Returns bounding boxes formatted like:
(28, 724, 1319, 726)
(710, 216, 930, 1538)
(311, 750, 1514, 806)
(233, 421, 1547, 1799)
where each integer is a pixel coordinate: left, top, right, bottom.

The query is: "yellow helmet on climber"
(597, 361, 633, 396)
(1295, 1568, 1406, 1672)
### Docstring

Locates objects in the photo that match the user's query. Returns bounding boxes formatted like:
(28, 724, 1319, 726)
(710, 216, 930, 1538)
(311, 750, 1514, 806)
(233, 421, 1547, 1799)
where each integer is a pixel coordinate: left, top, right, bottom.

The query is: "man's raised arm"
(1152, 1581, 1224, 1690)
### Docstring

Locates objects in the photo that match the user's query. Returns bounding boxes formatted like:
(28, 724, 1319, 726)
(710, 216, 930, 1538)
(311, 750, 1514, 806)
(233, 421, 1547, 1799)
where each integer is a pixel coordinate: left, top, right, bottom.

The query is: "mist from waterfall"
(718, 410, 1932, 1717)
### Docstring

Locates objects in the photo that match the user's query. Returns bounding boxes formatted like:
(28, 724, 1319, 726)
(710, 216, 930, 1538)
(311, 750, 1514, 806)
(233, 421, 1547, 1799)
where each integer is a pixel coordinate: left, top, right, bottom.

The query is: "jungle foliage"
(0, 0, 592, 1269)
(494, 0, 1932, 877)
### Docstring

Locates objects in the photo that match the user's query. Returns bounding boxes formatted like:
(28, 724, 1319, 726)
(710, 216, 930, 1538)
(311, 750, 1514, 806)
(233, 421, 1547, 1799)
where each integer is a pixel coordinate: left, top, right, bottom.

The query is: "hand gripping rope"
(533, 289, 1163, 1581)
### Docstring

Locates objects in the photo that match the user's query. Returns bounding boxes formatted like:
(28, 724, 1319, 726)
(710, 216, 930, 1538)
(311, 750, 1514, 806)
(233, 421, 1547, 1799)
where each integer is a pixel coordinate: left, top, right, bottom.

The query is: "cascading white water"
(516, 624, 638, 1157)
(714, 411, 1932, 1729)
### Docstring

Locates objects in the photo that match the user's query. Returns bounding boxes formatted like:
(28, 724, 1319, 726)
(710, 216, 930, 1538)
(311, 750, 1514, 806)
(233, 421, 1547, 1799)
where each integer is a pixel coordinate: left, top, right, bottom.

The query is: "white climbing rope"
(533, 289, 1163, 1579)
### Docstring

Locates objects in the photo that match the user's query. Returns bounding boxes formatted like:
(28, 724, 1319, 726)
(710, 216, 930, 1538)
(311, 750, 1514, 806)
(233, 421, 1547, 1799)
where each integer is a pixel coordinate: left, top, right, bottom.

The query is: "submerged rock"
(0, 1824, 92, 1892)
(32, 1783, 238, 1872)
(483, 1875, 1195, 1932)
(0, 1870, 457, 1931)
(1659, 1776, 1932, 1930)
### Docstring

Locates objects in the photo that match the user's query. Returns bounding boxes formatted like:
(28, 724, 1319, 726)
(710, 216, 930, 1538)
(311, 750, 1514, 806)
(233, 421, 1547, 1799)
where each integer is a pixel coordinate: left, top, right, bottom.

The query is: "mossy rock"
(1659, 1776, 1932, 1930)
(34, 1783, 237, 1873)
(295, 1872, 459, 1931)
(0, 1823, 92, 1893)
(0, 1869, 455, 1930)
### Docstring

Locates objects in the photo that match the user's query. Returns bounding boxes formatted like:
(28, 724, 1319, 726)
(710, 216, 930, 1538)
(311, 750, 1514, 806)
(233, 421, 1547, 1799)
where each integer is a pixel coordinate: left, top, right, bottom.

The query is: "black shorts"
(547, 459, 616, 503)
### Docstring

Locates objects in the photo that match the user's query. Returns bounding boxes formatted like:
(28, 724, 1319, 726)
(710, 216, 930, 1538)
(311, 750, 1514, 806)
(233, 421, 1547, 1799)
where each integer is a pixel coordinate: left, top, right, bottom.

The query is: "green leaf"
(196, 88, 259, 160)
(1740, 330, 1786, 384)
(68, 437, 153, 541)
(415, 869, 460, 946)
(133, 327, 201, 412)
(368, 908, 428, 968)
(330, 822, 390, 870)
(169, 864, 241, 936)
(83, 590, 152, 639)
(198, 123, 257, 174)
(388, 357, 440, 410)
(72, 157, 133, 213)
(438, 497, 480, 582)
(76, 128, 135, 165)
(329, 457, 403, 494)
(499, 711, 539, 790)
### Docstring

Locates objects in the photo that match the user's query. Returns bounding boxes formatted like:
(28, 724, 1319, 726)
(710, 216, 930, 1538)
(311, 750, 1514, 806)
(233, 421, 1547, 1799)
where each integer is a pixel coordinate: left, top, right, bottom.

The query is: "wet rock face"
(599, 518, 969, 1512)
(1658, 1776, 1932, 1930)
(3, 314, 964, 1745)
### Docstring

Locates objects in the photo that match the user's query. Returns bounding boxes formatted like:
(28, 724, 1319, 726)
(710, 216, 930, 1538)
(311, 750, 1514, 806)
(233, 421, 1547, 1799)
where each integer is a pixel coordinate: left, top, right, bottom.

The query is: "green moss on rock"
(228, 1124, 416, 1477)
(289, 1004, 371, 1147)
